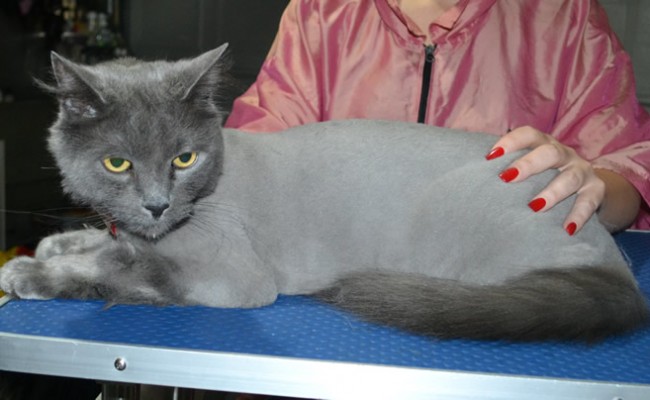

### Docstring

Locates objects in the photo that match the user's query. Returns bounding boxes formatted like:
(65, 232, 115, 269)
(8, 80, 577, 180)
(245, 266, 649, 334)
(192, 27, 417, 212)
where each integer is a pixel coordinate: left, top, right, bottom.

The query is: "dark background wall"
(124, 1, 288, 79)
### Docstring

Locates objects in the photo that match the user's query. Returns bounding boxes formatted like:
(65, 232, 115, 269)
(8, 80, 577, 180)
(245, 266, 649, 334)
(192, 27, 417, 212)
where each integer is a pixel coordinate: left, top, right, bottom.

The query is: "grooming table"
(1, 231, 649, 399)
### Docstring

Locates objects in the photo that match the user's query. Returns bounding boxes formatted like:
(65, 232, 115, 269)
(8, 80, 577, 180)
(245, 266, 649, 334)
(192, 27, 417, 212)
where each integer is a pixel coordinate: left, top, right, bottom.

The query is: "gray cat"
(0, 44, 647, 341)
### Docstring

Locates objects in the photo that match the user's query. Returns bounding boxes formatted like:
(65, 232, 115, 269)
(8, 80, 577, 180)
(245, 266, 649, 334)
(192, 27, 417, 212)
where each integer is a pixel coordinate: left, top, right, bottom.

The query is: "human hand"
(484, 126, 605, 236)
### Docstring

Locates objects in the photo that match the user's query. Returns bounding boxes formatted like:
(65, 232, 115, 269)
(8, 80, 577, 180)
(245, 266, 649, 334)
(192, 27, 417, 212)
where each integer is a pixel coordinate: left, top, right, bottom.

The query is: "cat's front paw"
(0, 257, 53, 299)
(35, 229, 108, 260)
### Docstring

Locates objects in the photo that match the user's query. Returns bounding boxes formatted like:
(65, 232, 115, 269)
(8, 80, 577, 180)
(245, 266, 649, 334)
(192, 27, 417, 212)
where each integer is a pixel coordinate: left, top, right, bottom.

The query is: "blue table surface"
(1, 231, 649, 385)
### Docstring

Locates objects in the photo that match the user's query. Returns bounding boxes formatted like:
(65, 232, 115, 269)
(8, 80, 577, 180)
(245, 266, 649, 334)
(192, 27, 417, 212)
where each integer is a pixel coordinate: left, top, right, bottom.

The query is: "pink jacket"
(226, 0, 650, 229)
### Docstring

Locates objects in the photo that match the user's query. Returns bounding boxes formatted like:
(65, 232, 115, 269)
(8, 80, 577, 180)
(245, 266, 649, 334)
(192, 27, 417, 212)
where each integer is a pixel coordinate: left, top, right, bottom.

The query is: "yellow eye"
(103, 157, 132, 173)
(172, 152, 197, 169)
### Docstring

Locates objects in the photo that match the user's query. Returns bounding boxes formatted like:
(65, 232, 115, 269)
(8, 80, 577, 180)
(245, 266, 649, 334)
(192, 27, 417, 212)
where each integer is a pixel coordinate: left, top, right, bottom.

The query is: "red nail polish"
(499, 167, 519, 183)
(528, 198, 546, 212)
(566, 222, 577, 236)
(485, 146, 505, 160)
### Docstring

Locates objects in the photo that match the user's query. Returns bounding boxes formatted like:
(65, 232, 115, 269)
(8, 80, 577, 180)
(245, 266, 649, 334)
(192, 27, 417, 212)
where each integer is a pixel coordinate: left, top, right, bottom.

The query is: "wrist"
(594, 168, 641, 232)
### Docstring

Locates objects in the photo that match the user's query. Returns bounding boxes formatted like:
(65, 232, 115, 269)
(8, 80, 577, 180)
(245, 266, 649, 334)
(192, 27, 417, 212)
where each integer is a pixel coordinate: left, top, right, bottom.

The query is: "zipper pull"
(424, 44, 436, 63)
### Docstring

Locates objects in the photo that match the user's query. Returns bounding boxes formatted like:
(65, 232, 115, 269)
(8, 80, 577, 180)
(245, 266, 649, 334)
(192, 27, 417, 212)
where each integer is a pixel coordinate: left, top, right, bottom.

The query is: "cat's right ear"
(37, 52, 107, 121)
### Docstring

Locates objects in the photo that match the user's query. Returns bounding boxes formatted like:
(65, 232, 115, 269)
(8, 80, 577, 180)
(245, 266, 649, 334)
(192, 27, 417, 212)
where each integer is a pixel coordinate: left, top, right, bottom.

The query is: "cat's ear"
(39, 52, 107, 120)
(181, 43, 229, 112)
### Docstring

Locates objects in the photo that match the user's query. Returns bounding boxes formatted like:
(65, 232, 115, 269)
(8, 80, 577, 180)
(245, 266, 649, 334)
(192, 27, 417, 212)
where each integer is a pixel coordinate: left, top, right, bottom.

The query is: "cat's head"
(41, 44, 229, 240)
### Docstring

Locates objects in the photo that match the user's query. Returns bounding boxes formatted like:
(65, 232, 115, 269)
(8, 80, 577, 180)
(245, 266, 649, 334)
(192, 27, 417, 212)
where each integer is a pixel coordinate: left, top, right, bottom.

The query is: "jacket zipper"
(417, 44, 436, 123)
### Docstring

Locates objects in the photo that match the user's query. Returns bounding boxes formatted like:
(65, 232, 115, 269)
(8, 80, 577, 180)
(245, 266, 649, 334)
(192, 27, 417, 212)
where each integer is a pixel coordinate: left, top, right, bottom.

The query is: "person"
(225, 0, 650, 235)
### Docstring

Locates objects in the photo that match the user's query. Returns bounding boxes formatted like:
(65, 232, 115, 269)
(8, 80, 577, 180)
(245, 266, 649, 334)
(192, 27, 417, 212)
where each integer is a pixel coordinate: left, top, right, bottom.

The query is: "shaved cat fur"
(0, 44, 647, 341)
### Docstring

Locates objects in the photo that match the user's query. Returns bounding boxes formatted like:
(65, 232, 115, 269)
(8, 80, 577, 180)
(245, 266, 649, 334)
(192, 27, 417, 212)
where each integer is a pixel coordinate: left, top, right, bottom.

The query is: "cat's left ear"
(181, 43, 229, 111)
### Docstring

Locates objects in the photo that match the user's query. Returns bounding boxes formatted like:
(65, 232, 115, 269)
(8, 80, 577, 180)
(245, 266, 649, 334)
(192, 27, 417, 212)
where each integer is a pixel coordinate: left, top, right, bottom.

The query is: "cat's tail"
(316, 267, 649, 341)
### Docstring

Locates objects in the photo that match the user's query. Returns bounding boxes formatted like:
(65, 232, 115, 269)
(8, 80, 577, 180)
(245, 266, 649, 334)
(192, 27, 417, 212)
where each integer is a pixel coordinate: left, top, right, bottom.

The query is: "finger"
(528, 167, 590, 212)
(486, 126, 550, 158)
(529, 171, 605, 235)
(499, 142, 569, 183)
(562, 187, 605, 236)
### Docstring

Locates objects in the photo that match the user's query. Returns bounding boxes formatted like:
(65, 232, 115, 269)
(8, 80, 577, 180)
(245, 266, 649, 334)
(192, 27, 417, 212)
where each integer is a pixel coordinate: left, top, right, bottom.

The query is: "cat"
(0, 44, 647, 341)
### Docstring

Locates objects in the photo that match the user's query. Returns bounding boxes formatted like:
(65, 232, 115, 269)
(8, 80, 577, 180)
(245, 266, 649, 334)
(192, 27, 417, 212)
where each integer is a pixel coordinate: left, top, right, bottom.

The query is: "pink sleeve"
(225, 0, 322, 132)
(551, 1, 650, 229)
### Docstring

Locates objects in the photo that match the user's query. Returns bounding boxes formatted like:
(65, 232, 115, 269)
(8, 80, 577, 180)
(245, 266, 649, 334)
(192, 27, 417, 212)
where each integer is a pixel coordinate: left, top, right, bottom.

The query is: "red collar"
(109, 222, 118, 239)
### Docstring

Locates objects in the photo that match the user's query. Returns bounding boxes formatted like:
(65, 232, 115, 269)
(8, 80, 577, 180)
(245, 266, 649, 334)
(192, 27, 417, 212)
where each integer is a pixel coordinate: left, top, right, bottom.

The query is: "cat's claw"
(0, 257, 53, 300)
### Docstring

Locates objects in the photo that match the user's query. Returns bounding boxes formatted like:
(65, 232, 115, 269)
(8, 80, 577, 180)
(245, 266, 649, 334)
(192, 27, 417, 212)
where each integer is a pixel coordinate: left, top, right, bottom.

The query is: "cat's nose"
(144, 203, 169, 219)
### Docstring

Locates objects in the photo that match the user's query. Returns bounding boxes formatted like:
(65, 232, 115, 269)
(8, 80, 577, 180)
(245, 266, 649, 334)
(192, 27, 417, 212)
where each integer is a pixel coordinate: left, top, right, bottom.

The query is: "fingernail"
(528, 198, 546, 212)
(499, 167, 519, 183)
(566, 222, 577, 236)
(485, 146, 505, 160)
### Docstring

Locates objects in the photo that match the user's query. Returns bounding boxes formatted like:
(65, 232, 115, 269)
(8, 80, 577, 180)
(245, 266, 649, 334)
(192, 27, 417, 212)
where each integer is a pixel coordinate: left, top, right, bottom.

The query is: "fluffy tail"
(316, 267, 649, 341)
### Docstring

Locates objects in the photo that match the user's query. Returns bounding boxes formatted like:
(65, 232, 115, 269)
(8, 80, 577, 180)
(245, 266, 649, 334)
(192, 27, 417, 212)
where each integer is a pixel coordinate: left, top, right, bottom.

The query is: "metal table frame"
(2, 329, 649, 399)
